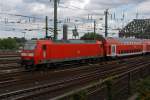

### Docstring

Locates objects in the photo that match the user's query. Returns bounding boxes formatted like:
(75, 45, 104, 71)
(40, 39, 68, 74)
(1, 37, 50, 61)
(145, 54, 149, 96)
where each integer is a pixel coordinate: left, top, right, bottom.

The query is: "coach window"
(130, 50, 132, 53)
(123, 50, 125, 54)
(100, 44, 103, 48)
(119, 50, 121, 54)
(124, 50, 126, 53)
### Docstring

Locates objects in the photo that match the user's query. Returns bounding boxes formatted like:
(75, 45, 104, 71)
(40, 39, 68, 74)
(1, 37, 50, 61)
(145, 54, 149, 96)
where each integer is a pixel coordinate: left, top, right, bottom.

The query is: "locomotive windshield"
(24, 41, 36, 50)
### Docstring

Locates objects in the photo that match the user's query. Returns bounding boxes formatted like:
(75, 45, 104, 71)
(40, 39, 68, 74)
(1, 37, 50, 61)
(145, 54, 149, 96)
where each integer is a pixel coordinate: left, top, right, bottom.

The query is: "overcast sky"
(1, 0, 149, 18)
(0, 0, 150, 39)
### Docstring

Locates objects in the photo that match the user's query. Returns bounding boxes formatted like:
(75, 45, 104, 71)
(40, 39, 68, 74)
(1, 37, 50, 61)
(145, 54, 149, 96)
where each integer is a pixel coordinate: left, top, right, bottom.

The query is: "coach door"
(111, 45, 116, 56)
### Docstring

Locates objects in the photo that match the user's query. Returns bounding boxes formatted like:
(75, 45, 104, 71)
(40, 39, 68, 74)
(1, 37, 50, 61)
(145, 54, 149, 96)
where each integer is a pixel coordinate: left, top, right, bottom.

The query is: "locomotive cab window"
(24, 40, 36, 50)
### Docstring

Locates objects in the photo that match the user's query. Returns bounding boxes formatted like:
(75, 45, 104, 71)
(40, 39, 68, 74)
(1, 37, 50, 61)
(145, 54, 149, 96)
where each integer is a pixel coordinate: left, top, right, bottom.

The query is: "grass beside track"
(132, 76, 150, 100)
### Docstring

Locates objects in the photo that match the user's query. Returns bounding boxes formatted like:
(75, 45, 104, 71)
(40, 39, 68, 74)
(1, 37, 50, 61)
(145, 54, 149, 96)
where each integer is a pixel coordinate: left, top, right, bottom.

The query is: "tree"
(81, 32, 104, 41)
(0, 38, 19, 50)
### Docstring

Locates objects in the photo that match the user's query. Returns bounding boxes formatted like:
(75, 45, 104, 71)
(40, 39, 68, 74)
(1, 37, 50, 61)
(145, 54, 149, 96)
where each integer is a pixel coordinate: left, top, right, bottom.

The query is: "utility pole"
(54, 0, 58, 40)
(136, 12, 139, 19)
(94, 20, 96, 40)
(105, 9, 109, 37)
(45, 16, 48, 39)
(22, 32, 26, 39)
(50, 0, 59, 40)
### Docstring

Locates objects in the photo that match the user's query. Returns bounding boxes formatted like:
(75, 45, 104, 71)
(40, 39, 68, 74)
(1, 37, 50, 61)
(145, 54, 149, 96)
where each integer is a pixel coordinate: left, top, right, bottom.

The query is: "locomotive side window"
(42, 45, 47, 50)
(42, 45, 47, 58)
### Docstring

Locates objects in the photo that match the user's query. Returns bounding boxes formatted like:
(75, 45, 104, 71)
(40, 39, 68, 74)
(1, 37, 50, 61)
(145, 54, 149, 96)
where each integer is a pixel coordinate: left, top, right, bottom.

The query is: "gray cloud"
(0, 0, 148, 17)
(0, 0, 150, 38)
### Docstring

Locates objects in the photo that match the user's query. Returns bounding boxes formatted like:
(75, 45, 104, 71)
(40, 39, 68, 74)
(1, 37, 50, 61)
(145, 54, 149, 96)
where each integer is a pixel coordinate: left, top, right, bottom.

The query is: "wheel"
(24, 65, 30, 70)
(24, 65, 36, 71)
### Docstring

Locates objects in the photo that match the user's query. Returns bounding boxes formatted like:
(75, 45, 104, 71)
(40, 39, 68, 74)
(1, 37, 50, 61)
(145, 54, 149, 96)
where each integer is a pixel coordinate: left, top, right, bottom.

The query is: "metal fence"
(55, 62, 150, 100)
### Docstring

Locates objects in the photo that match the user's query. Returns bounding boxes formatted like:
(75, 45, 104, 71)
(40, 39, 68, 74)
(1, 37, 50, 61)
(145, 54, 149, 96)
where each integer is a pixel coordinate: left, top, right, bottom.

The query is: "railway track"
(0, 55, 149, 100)
(26, 57, 150, 100)
(0, 52, 22, 74)
(0, 51, 19, 54)
(0, 57, 20, 64)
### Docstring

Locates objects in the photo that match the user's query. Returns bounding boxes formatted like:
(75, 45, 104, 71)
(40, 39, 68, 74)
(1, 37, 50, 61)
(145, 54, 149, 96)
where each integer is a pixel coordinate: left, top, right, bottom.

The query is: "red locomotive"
(21, 38, 150, 69)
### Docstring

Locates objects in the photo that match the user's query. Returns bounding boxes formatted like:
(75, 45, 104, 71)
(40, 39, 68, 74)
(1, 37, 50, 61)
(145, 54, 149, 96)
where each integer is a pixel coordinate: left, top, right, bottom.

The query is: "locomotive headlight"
(21, 53, 27, 56)
(28, 53, 34, 57)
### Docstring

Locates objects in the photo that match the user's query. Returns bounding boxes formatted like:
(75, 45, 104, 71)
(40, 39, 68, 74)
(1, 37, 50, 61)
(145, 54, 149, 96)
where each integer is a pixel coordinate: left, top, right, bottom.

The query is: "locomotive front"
(21, 40, 36, 68)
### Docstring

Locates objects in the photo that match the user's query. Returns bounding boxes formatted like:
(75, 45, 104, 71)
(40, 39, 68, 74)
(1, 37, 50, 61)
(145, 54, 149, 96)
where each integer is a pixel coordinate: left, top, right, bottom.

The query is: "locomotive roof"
(53, 40, 99, 44)
(26, 40, 37, 43)
(25, 40, 102, 45)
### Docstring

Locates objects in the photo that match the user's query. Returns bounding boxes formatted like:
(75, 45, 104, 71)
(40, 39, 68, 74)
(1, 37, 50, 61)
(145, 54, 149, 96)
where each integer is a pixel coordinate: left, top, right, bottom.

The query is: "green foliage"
(81, 32, 104, 41)
(14, 37, 26, 47)
(135, 77, 150, 100)
(69, 91, 87, 100)
(0, 38, 23, 50)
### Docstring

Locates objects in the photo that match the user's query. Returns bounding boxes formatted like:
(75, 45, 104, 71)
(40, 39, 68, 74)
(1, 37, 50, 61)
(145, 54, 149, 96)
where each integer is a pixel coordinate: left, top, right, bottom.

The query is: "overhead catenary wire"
(0, 0, 133, 38)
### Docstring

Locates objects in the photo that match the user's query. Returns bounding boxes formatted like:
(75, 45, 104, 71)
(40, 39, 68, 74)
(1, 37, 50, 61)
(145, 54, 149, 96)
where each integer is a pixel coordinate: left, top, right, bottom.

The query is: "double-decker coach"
(143, 39, 150, 53)
(105, 38, 143, 57)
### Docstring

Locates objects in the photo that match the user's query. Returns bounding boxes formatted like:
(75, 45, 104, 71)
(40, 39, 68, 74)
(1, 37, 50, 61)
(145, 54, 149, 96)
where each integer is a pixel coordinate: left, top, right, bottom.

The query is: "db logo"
(77, 50, 80, 54)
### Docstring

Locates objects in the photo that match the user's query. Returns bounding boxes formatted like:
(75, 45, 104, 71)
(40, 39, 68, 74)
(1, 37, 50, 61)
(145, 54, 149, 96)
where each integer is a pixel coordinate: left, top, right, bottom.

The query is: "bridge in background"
(119, 19, 150, 39)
